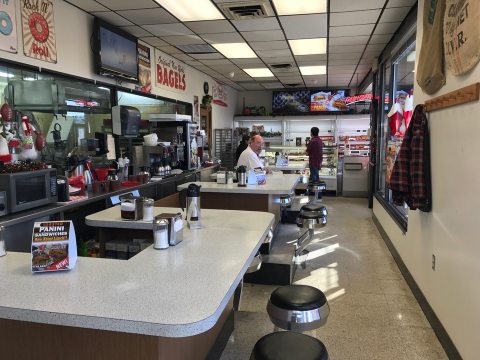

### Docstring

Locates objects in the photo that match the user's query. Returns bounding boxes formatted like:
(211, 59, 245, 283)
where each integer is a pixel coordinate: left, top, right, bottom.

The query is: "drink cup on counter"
(136, 174, 145, 184)
(110, 180, 121, 192)
(92, 181, 104, 194)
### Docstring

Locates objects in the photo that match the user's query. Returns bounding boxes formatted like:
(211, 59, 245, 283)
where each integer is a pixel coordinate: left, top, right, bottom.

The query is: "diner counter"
(178, 173, 300, 194)
(0, 206, 273, 338)
(270, 162, 308, 172)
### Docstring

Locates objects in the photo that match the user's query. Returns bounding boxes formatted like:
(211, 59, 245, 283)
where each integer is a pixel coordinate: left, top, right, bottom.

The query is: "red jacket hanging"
(389, 104, 432, 212)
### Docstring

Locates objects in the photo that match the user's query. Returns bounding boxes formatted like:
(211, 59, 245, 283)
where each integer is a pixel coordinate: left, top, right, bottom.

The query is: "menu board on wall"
(0, 0, 18, 53)
(155, 49, 187, 93)
(21, 0, 57, 63)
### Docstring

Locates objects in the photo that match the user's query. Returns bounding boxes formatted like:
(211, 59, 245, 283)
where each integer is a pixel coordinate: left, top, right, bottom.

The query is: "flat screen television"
(93, 18, 139, 82)
(272, 90, 311, 114)
(310, 90, 349, 112)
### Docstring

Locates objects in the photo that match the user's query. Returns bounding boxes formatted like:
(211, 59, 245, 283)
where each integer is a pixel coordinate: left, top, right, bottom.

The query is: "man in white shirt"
(237, 135, 272, 173)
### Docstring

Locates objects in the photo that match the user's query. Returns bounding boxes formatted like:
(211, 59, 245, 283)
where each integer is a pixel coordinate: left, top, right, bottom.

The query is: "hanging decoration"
(0, 0, 18, 53)
(403, 94, 414, 130)
(21, 0, 57, 63)
(387, 102, 403, 137)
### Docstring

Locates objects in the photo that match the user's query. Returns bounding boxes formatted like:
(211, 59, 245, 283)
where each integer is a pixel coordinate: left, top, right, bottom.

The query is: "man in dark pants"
(306, 127, 323, 182)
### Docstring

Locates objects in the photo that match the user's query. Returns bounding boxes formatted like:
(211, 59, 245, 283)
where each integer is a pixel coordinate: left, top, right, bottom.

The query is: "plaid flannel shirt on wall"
(389, 104, 432, 212)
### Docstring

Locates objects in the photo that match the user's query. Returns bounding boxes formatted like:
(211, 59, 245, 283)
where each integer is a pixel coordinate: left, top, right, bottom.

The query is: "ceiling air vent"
(285, 83, 302, 87)
(220, 1, 273, 20)
(270, 63, 294, 72)
(175, 44, 217, 54)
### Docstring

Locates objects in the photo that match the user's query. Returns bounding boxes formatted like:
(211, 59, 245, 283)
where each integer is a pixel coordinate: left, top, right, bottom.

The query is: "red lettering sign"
(156, 60, 187, 91)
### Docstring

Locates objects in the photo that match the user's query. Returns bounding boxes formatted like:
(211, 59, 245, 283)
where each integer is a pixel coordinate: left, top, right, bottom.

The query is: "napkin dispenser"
(216, 171, 227, 184)
(157, 213, 184, 245)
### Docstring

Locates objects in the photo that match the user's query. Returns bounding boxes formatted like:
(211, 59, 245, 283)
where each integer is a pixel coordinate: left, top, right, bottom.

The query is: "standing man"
(235, 134, 249, 164)
(237, 134, 272, 173)
(306, 127, 323, 182)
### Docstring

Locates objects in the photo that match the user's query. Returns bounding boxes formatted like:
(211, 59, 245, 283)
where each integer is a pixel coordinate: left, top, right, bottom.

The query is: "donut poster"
(21, 0, 57, 63)
(0, 0, 18, 53)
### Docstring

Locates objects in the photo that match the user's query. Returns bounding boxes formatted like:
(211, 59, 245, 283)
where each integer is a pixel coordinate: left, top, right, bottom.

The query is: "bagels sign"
(155, 51, 186, 92)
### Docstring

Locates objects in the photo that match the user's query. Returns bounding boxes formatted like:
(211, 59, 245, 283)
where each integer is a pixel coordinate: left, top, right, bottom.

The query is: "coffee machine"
(131, 143, 183, 176)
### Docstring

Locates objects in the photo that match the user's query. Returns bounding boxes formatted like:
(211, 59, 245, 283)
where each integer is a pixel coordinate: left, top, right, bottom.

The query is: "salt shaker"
(0, 225, 6, 257)
(153, 218, 169, 250)
(143, 198, 154, 221)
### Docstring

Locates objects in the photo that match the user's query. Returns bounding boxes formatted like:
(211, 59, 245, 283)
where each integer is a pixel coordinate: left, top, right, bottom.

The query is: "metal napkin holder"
(155, 213, 183, 246)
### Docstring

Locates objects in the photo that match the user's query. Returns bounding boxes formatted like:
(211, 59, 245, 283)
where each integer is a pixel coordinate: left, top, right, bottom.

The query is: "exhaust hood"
(149, 113, 192, 122)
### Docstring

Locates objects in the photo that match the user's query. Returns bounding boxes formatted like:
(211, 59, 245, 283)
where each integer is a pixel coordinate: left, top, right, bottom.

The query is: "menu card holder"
(31, 221, 77, 273)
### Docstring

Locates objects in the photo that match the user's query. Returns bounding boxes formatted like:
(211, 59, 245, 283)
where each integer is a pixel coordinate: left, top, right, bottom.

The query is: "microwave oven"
(0, 168, 58, 215)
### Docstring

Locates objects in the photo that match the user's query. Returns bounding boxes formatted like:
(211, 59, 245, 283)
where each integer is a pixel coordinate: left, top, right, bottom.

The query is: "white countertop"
(0, 207, 274, 337)
(178, 173, 300, 194)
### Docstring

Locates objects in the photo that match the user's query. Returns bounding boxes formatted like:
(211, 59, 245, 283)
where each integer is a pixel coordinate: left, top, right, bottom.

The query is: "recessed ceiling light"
(243, 68, 274, 77)
(289, 38, 326, 55)
(299, 66, 326, 75)
(154, 0, 224, 21)
(212, 43, 257, 59)
(272, 0, 327, 15)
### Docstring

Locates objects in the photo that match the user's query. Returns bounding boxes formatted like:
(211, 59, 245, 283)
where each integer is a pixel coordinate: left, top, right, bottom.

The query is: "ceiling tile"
(120, 25, 151, 37)
(262, 82, 284, 89)
(193, 65, 212, 71)
(142, 23, 193, 37)
(157, 45, 182, 54)
(329, 24, 375, 37)
(231, 17, 280, 32)
(294, 54, 327, 62)
(230, 58, 265, 65)
(260, 55, 294, 63)
(365, 43, 387, 53)
(328, 81, 350, 87)
(374, 22, 401, 34)
(387, 0, 417, 7)
(171, 53, 194, 62)
(328, 59, 362, 65)
(380, 7, 412, 22)
(185, 60, 202, 65)
(329, 65, 356, 71)
(238, 83, 266, 90)
(328, 52, 362, 60)
(256, 49, 292, 58)
(214, 64, 242, 73)
(116, 8, 177, 25)
(201, 32, 244, 43)
(249, 41, 289, 51)
(186, 20, 236, 34)
(329, 36, 369, 46)
(330, 9, 381, 26)
(140, 37, 168, 47)
(200, 59, 234, 65)
(96, 0, 158, 10)
(190, 53, 224, 60)
(163, 35, 205, 46)
(65, 0, 108, 12)
(91, 11, 133, 26)
(330, 0, 384, 12)
(276, 76, 303, 81)
(370, 34, 394, 44)
(329, 45, 366, 53)
(296, 60, 327, 66)
(279, 14, 327, 39)
(241, 30, 285, 42)
(272, 70, 301, 77)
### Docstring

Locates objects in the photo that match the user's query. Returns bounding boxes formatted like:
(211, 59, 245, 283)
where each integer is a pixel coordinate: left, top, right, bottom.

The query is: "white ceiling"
(64, 0, 417, 91)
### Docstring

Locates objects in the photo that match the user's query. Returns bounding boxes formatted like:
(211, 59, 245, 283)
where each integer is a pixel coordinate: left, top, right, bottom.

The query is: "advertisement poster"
(193, 95, 199, 123)
(136, 43, 152, 93)
(311, 90, 347, 112)
(21, 0, 57, 63)
(272, 90, 310, 113)
(155, 49, 186, 92)
(0, 0, 18, 53)
(213, 80, 228, 107)
(385, 140, 397, 187)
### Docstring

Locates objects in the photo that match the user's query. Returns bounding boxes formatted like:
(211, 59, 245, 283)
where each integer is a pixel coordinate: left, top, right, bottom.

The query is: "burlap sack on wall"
(444, 0, 480, 75)
(417, 0, 446, 94)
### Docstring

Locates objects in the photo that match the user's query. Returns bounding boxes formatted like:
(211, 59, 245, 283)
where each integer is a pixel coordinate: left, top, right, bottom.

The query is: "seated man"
(237, 134, 272, 173)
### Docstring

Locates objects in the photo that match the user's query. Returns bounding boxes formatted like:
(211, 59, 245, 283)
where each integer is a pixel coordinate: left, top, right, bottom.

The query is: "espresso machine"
(131, 143, 183, 177)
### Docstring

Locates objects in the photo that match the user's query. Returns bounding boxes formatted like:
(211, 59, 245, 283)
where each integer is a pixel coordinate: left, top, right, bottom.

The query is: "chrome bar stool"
(250, 331, 329, 360)
(234, 252, 263, 311)
(307, 180, 326, 202)
(295, 204, 327, 258)
(279, 194, 292, 223)
(266, 284, 330, 332)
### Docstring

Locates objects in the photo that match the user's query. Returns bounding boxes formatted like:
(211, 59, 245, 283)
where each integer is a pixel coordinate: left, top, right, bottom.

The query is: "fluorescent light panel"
(212, 43, 257, 59)
(243, 68, 274, 77)
(273, 0, 327, 15)
(289, 38, 326, 55)
(299, 65, 326, 75)
(154, 0, 224, 21)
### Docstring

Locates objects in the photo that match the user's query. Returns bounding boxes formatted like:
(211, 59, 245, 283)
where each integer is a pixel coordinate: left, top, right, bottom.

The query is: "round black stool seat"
(301, 204, 328, 216)
(271, 285, 327, 311)
(307, 180, 326, 189)
(250, 332, 328, 360)
(267, 285, 330, 331)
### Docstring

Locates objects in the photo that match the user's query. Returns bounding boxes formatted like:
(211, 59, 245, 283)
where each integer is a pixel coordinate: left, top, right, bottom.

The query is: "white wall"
(1, 0, 236, 135)
(373, 1, 480, 358)
(236, 90, 273, 115)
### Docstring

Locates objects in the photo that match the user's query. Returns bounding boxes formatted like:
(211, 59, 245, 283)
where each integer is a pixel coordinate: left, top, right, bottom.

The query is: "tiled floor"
(220, 197, 448, 359)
